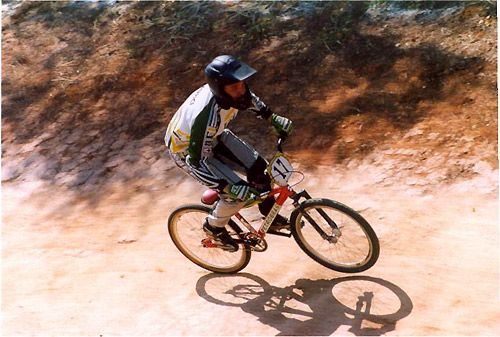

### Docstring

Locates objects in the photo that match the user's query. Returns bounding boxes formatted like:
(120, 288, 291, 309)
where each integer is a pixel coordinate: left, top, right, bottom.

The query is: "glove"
(227, 183, 257, 202)
(271, 113, 293, 135)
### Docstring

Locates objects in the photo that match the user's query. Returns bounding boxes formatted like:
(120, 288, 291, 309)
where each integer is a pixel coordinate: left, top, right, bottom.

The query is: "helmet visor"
(230, 62, 257, 81)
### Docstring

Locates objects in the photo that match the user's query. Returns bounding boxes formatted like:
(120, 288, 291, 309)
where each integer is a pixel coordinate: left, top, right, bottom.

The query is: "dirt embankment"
(2, 2, 499, 336)
(1, 2, 497, 194)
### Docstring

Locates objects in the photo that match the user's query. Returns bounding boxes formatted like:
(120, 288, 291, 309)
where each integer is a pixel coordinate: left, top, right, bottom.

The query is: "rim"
(171, 208, 247, 270)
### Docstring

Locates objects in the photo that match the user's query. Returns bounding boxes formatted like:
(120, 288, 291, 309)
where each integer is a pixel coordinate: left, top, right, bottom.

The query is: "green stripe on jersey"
(187, 97, 216, 166)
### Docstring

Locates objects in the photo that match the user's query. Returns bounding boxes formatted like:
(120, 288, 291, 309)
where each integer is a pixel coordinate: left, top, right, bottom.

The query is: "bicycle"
(168, 136, 380, 274)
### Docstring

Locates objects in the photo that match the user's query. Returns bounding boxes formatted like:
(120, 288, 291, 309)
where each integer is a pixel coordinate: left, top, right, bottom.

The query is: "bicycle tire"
(168, 204, 251, 274)
(290, 198, 379, 273)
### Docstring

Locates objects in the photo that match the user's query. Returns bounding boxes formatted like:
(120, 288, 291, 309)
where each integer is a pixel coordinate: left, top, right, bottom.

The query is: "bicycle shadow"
(196, 273, 413, 336)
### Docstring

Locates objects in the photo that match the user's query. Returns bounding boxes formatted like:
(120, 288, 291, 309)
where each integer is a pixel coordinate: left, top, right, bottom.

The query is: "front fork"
(291, 190, 340, 241)
(233, 188, 340, 244)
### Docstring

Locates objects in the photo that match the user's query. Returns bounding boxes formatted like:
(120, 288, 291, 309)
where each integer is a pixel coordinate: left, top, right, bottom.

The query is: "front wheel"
(290, 198, 379, 273)
(168, 204, 251, 274)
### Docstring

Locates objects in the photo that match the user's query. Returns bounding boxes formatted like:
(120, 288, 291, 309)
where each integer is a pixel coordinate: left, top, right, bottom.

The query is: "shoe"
(268, 214, 291, 232)
(203, 221, 238, 252)
(267, 214, 291, 236)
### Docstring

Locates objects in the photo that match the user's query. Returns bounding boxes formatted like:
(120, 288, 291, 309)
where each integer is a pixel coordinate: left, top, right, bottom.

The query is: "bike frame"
(211, 137, 340, 245)
(233, 185, 295, 239)
(266, 185, 296, 206)
(233, 183, 341, 244)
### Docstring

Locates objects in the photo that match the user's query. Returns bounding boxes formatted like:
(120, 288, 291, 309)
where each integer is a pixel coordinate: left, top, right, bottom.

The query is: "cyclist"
(165, 55, 293, 251)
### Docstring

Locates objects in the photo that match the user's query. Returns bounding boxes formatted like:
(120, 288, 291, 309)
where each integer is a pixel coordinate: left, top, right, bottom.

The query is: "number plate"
(268, 153, 293, 186)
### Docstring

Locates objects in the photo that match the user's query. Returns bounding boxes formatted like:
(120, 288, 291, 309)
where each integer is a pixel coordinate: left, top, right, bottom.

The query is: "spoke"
(297, 205, 372, 267)
(172, 209, 245, 270)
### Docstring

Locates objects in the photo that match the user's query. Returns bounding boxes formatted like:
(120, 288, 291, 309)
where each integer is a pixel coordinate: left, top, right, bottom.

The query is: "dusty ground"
(2, 2, 499, 336)
(2, 158, 498, 335)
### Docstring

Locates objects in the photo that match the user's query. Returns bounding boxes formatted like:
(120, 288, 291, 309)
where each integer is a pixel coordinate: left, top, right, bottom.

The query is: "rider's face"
(224, 81, 246, 100)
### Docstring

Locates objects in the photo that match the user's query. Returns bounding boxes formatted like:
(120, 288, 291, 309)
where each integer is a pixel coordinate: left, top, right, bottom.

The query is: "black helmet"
(204, 55, 257, 109)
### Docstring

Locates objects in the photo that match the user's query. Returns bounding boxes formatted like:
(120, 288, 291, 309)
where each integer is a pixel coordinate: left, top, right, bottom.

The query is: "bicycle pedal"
(201, 237, 218, 248)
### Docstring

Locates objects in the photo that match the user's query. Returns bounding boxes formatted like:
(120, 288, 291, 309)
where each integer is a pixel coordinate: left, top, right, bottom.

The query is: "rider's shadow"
(196, 274, 413, 336)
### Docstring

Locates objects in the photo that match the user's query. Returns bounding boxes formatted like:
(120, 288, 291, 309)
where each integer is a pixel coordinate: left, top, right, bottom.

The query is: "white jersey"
(165, 84, 238, 161)
(165, 84, 267, 167)
(164, 83, 282, 192)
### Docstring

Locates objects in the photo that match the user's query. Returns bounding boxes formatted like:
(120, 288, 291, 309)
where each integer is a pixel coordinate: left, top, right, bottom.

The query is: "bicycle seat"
(201, 189, 220, 205)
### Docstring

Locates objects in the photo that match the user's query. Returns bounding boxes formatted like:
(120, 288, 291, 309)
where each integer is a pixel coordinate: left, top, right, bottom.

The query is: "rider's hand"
(271, 113, 293, 136)
(227, 183, 257, 202)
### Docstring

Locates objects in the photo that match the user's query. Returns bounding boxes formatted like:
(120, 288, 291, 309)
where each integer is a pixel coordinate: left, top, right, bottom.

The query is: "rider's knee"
(247, 156, 271, 190)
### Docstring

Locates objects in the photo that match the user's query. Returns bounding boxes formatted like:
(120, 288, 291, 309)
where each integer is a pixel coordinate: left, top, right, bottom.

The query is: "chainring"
(244, 233, 268, 252)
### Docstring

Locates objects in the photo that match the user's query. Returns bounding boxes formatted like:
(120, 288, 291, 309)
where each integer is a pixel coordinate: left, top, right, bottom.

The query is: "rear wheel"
(290, 198, 379, 273)
(168, 204, 251, 273)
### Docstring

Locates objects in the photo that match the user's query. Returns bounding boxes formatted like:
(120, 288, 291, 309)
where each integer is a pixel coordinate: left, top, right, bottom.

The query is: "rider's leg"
(247, 156, 274, 215)
(203, 197, 243, 251)
(215, 129, 260, 170)
(214, 130, 289, 227)
(215, 129, 271, 198)
(207, 198, 245, 227)
(167, 150, 241, 250)
(202, 182, 244, 251)
(247, 162, 287, 226)
(195, 156, 247, 230)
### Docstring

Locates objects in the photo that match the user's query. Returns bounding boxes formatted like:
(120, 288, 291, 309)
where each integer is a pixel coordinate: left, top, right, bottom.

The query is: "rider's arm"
(187, 98, 217, 167)
(250, 92, 273, 119)
(185, 99, 237, 192)
(250, 91, 293, 135)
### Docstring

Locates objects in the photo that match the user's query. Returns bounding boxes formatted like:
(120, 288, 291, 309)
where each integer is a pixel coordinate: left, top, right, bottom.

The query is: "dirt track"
(2, 2, 499, 335)
(2, 157, 499, 335)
